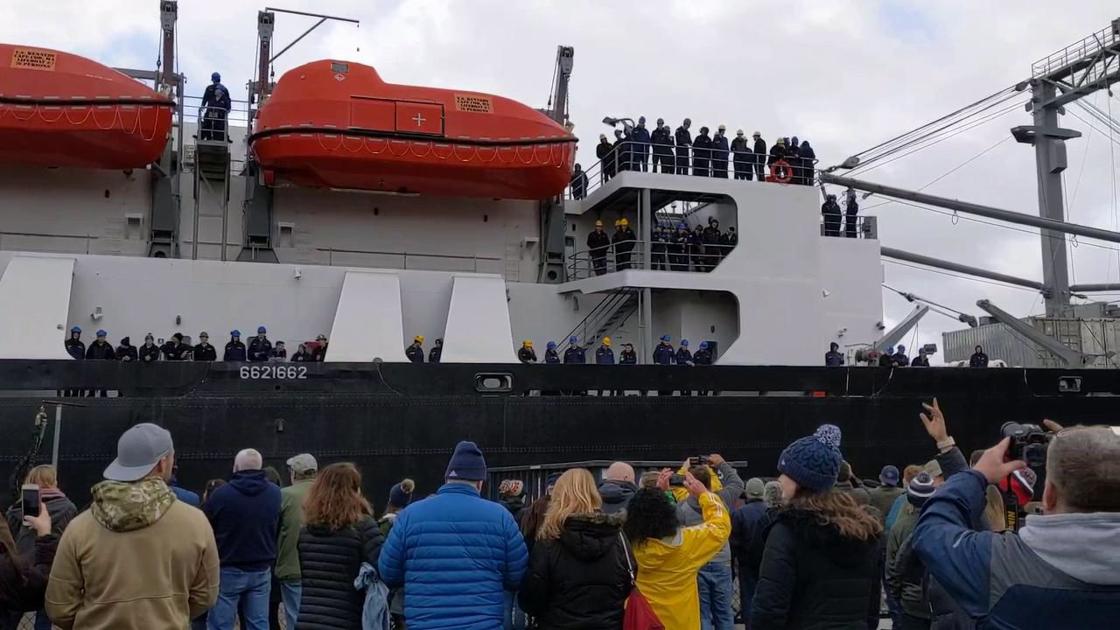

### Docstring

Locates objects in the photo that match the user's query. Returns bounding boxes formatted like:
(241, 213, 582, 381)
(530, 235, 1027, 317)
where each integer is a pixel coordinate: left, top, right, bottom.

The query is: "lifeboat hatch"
(349, 97, 444, 137)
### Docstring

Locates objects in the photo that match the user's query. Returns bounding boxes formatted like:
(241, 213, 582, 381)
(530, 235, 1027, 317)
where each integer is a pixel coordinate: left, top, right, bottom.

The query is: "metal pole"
(1027, 81, 1072, 315)
(881, 246, 1044, 290)
(51, 405, 62, 469)
(1070, 282, 1120, 292)
(641, 188, 652, 270)
(819, 174, 1120, 244)
(641, 287, 653, 364)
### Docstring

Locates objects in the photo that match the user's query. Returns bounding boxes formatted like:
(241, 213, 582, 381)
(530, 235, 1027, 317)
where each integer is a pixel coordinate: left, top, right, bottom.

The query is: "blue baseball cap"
(96, 329, 107, 337)
(230, 330, 241, 337)
(681, 339, 689, 347)
(546, 341, 556, 349)
(660, 335, 670, 342)
(257, 326, 267, 334)
(569, 336, 578, 344)
(70, 326, 81, 333)
(699, 341, 708, 349)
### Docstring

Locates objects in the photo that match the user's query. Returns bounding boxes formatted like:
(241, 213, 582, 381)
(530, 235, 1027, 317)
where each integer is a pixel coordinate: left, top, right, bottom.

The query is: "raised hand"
(920, 398, 949, 443)
(972, 437, 1027, 484)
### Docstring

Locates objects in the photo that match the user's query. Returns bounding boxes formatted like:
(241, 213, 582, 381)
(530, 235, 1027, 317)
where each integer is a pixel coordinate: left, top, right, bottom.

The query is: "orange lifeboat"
(0, 44, 174, 169)
(250, 60, 577, 200)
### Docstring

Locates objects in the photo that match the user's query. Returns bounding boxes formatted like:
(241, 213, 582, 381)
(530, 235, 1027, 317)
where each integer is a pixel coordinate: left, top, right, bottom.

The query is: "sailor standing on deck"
(518, 340, 537, 364)
(193, 332, 217, 361)
(845, 187, 860, 238)
(752, 132, 767, 181)
(587, 220, 610, 276)
(544, 341, 560, 364)
(563, 337, 587, 364)
(200, 72, 232, 141)
(139, 333, 160, 363)
(620, 343, 637, 365)
(613, 218, 636, 271)
(676, 339, 694, 396)
(821, 194, 843, 237)
(631, 116, 651, 172)
(224, 330, 247, 362)
(161, 333, 187, 361)
(653, 336, 675, 366)
(711, 125, 730, 178)
(116, 337, 138, 362)
(65, 326, 85, 360)
(692, 127, 713, 177)
(825, 342, 845, 366)
(248, 326, 273, 362)
(969, 345, 989, 368)
(651, 118, 674, 173)
(675, 118, 693, 175)
(569, 163, 588, 200)
(406, 336, 425, 363)
(731, 129, 753, 180)
(597, 134, 615, 182)
(428, 338, 443, 363)
(595, 337, 615, 365)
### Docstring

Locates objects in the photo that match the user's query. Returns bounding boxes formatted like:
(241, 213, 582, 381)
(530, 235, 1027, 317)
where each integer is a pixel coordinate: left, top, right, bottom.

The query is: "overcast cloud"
(3, 1, 1119, 362)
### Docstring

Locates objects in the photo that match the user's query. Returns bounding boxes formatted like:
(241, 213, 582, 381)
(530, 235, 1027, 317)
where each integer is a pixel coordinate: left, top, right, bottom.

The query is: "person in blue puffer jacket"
(379, 441, 528, 630)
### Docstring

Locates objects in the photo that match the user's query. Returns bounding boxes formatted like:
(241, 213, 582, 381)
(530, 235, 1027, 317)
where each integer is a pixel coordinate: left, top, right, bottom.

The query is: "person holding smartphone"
(0, 498, 57, 621)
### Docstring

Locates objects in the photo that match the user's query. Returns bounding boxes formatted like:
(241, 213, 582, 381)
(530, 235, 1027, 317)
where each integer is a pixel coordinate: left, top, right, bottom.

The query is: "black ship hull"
(1, 361, 1116, 509)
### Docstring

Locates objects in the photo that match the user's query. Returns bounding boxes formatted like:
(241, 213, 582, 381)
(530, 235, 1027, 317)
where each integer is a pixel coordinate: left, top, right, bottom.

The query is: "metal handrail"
(183, 95, 252, 127)
(316, 246, 502, 272)
(567, 138, 818, 201)
(556, 290, 635, 352)
(567, 239, 738, 280)
(1031, 22, 1120, 79)
(819, 215, 877, 240)
(195, 105, 232, 144)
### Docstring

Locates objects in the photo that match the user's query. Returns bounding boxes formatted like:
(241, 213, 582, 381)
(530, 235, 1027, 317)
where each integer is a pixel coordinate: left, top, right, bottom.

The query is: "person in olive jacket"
(518, 469, 633, 629)
(295, 463, 383, 630)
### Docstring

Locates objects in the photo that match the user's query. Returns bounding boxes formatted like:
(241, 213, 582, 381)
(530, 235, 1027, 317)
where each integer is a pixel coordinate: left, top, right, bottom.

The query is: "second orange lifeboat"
(249, 60, 577, 200)
(0, 43, 174, 169)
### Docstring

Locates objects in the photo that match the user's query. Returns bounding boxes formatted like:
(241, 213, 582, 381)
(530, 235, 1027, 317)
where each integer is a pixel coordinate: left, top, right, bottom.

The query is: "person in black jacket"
(751, 425, 883, 630)
(115, 337, 138, 362)
(518, 341, 537, 364)
(711, 125, 730, 178)
(675, 119, 693, 175)
(969, 345, 988, 368)
(752, 132, 767, 181)
(596, 135, 615, 183)
(731, 129, 754, 180)
(519, 469, 633, 630)
(692, 126, 713, 177)
(822, 194, 843, 237)
(651, 118, 674, 173)
(296, 462, 384, 630)
(0, 499, 57, 624)
(248, 326, 272, 362)
(428, 338, 443, 363)
(64, 326, 85, 361)
(569, 163, 589, 200)
(292, 344, 313, 362)
(85, 330, 115, 361)
(193, 332, 217, 362)
(139, 333, 161, 363)
(587, 220, 611, 276)
(224, 331, 247, 362)
(800, 140, 817, 186)
(612, 218, 636, 271)
(405, 336, 425, 363)
(161, 333, 188, 361)
(631, 117, 651, 172)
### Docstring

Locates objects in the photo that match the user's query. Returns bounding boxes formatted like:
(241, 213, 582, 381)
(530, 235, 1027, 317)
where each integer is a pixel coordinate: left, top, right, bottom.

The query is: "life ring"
(769, 159, 793, 184)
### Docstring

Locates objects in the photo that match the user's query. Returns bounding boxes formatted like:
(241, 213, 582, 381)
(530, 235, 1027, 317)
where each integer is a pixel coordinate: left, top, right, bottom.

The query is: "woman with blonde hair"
(296, 463, 383, 629)
(519, 468, 633, 629)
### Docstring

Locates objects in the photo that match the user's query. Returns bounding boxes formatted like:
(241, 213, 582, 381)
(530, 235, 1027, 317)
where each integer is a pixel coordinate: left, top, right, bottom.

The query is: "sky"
(3, 0, 1119, 363)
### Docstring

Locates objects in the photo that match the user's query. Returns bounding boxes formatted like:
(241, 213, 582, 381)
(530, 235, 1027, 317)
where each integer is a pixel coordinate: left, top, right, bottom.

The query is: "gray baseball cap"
(286, 453, 318, 474)
(104, 423, 174, 482)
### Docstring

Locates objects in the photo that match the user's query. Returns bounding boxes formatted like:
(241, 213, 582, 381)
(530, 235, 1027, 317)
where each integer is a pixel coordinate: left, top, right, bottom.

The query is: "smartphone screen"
(21, 484, 40, 518)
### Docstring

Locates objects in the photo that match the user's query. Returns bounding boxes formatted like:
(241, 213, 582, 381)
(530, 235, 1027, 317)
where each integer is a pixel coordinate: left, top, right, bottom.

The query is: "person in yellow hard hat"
(596, 337, 615, 365)
(518, 340, 537, 364)
(587, 219, 610, 276)
(406, 335, 425, 363)
(612, 218, 637, 271)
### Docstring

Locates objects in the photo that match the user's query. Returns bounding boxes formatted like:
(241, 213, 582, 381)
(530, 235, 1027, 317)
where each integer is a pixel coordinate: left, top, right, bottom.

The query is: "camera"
(668, 474, 686, 487)
(1000, 422, 1052, 470)
(688, 456, 709, 467)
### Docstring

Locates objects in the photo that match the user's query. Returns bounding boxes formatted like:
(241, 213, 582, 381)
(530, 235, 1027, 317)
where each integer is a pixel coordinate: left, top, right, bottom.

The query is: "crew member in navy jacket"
(247, 326, 272, 362)
(379, 441, 528, 630)
(224, 330, 247, 361)
(203, 448, 281, 630)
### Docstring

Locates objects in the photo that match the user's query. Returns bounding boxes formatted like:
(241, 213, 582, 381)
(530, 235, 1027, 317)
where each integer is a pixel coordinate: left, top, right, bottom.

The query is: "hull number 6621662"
(239, 366, 309, 380)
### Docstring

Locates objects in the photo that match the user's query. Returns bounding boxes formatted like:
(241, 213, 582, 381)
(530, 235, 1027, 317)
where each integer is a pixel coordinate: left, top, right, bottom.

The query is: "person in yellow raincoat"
(623, 468, 731, 630)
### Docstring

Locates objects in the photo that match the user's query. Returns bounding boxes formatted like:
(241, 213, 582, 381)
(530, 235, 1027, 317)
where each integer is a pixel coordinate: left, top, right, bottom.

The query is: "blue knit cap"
(777, 424, 842, 492)
(445, 441, 487, 481)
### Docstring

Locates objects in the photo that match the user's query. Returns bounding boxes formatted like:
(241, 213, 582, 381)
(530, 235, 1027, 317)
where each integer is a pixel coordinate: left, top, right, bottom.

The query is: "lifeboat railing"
(565, 141, 819, 201)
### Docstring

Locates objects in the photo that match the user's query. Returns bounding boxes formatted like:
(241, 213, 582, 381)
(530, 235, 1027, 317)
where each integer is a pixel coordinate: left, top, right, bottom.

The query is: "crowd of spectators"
(583, 216, 738, 276)
(0, 397, 1118, 629)
(574, 117, 817, 199)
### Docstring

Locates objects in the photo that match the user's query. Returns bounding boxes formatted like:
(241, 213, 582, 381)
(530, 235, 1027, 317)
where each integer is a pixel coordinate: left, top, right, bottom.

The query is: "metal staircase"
(557, 290, 639, 350)
(192, 109, 231, 260)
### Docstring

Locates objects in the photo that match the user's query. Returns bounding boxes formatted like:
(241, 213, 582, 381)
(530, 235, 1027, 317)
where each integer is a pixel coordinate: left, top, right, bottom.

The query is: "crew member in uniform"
(563, 336, 587, 364)
(879, 346, 896, 367)
(651, 118, 674, 173)
(752, 131, 767, 181)
(970, 345, 989, 367)
(675, 339, 694, 396)
(692, 126, 713, 177)
(702, 218, 722, 269)
(651, 225, 668, 270)
(596, 134, 615, 182)
(587, 220, 611, 276)
(911, 348, 930, 367)
(518, 340, 537, 364)
(731, 129, 753, 180)
(674, 118, 692, 175)
(162, 333, 187, 361)
(620, 343, 637, 365)
(139, 334, 160, 363)
(200, 72, 232, 141)
(631, 116, 651, 171)
(544, 341, 560, 364)
(711, 125, 730, 178)
(821, 194, 843, 237)
(248, 326, 272, 362)
(406, 335, 425, 363)
(428, 338, 443, 363)
(825, 342, 844, 366)
(116, 337, 138, 362)
(193, 332, 217, 361)
(670, 224, 689, 271)
(65, 326, 85, 360)
(613, 218, 636, 271)
(845, 187, 860, 238)
(311, 334, 329, 361)
(693, 341, 714, 395)
(570, 163, 588, 200)
(595, 337, 615, 365)
(892, 345, 910, 366)
(292, 344, 313, 362)
(85, 329, 116, 397)
(224, 330, 247, 361)
(653, 335, 675, 365)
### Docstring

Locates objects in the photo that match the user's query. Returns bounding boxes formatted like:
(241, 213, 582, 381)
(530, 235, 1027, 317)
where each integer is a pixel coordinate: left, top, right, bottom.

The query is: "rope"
(0, 102, 171, 142)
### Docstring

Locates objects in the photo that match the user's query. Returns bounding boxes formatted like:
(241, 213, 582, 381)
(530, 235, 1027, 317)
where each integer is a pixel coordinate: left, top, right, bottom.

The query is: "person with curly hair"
(295, 463, 383, 629)
(751, 425, 883, 629)
(623, 469, 731, 630)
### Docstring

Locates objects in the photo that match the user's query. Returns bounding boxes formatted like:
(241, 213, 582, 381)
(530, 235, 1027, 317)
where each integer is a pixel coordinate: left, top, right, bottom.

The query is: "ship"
(1, 3, 1119, 507)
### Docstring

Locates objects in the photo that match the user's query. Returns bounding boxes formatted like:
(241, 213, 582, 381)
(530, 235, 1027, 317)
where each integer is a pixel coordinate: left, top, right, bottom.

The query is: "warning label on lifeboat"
(11, 48, 56, 71)
(454, 94, 493, 114)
